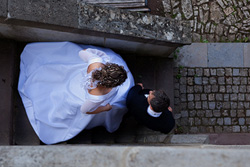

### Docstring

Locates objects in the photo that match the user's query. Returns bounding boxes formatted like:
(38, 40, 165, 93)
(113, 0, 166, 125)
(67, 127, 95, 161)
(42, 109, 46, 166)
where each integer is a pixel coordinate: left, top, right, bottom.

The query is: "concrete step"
(1, 145, 250, 167)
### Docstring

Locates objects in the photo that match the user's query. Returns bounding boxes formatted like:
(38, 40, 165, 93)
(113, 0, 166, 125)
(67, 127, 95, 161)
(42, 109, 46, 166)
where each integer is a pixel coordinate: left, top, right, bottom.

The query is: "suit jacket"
(126, 85, 175, 134)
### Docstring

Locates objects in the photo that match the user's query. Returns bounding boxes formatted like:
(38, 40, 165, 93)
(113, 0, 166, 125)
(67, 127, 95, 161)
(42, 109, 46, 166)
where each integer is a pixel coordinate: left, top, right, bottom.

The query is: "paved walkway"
(174, 43, 250, 133)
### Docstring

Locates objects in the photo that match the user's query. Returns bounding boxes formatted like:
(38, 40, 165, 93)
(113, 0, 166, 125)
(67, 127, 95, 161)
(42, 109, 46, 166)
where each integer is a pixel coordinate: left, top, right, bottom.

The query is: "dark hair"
(150, 90, 170, 112)
(92, 63, 127, 88)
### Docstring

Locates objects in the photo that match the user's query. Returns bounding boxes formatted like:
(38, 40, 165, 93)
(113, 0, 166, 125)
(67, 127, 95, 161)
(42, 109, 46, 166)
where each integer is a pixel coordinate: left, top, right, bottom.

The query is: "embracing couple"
(18, 42, 175, 144)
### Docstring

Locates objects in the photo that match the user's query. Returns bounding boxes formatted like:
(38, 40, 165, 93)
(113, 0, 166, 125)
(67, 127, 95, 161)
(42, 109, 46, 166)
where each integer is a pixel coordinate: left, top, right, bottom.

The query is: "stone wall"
(174, 67, 250, 133)
(161, 0, 250, 42)
(0, 1, 191, 57)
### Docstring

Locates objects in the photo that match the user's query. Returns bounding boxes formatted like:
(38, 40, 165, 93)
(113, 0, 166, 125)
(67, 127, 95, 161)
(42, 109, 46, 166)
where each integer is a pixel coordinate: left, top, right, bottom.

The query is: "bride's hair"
(92, 63, 127, 88)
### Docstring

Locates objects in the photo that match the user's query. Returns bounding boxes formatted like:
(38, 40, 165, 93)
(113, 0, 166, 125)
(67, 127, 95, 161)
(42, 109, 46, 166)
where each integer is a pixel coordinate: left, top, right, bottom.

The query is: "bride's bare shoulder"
(87, 63, 104, 74)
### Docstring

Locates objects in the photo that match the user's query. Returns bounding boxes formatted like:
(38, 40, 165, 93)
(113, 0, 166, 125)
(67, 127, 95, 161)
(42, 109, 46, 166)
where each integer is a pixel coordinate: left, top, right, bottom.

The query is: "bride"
(18, 41, 134, 144)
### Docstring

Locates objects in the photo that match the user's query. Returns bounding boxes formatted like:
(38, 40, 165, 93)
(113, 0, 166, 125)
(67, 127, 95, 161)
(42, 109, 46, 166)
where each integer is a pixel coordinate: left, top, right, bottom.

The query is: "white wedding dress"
(18, 42, 134, 144)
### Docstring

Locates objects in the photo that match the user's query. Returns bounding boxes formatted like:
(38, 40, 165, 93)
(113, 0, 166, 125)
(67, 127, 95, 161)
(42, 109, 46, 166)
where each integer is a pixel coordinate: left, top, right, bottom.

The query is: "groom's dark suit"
(126, 85, 175, 134)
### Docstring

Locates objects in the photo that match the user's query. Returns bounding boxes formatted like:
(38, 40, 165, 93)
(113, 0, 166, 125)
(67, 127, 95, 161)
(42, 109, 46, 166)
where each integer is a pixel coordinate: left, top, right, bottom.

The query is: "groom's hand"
(137, 83, 144, 89)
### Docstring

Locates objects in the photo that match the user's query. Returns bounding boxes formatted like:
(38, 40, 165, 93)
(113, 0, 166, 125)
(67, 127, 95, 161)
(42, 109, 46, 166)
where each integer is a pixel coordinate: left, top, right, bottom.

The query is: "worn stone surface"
(161, 0, 250, 42)
(175, 43, 207, 67)
(0, 0, 7, 18)
(0, 1, 192, 59)
(8, 0, 79, 27)
(78, 3, 191, 43)
(0, 2, 192, 58)
(210, 1, 225, 24)
(208, 43, 244, 67)
(2, 145, 250, 167)
(181, 0, 193, 19)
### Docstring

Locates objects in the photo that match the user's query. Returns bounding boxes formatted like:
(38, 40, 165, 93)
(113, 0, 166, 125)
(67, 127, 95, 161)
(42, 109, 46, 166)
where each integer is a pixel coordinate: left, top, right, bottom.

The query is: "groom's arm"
(126, 85, 142, 106)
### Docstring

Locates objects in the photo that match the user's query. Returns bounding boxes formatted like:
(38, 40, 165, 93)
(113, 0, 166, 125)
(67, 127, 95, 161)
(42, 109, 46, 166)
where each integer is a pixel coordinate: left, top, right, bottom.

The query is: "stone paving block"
(188, 69, 195, 76)
(208, 43, 244, 67)
(189, 126, 198, 133)
(232, 86, 238, 93)
(8, 0, 78, 27)
(176, 43, 207, 67)
(246, 110, 250, 116)
(225, 77, 232, 84)
(241, 126, 247, 133)
(194, 77, 202, 84)
(225, 68, 232, 76)
(224, 117, 232, 125)
(240, 78, 247, 85)
(239, 118, 245, 126)
(217, 69, 225, 76)
(194, 94, 200, 101)
(218, 77, 225, 85)
(232, 118, 238, 125)
(233, 77, 240, 85)
(233, 69, 240, 76)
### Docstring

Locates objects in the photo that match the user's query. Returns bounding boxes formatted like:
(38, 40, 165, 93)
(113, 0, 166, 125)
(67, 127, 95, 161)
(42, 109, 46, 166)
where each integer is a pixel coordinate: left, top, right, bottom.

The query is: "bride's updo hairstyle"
(92, 63, 127, 88)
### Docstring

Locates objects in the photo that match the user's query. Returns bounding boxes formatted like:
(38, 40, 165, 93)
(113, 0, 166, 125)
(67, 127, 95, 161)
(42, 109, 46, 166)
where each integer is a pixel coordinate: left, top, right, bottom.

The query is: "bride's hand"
(105, 103, 112, 111)
(86, 103, 112, 114)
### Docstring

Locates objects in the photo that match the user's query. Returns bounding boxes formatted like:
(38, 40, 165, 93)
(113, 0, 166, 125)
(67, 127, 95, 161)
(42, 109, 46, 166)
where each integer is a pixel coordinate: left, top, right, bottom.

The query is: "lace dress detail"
(81, 67, 101, 90)
(79, 48, 111, 90)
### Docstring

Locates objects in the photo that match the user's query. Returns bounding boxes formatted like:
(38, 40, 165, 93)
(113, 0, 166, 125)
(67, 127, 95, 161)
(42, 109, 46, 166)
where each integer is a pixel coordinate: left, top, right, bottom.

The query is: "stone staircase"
(0, 1, 191, 145)
(0, 39, 175, 145)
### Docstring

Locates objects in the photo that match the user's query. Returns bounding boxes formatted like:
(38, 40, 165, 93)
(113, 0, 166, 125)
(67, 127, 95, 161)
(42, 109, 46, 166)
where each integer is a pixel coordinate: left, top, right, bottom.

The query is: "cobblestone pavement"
(153, 0, 250, 42)
(174, 43, 250, 133)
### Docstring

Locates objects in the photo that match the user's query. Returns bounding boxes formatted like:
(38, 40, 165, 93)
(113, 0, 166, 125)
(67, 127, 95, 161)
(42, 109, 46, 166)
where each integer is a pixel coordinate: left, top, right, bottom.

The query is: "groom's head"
(147, 90, 170, 113)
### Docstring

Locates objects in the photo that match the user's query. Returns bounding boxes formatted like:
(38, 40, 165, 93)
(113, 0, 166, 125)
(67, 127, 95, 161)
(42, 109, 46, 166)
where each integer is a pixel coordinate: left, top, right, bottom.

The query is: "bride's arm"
(79, 49, 106, 73)
(80, 100, 102, 114)
(79, 48, 108, 64)
(86, 103, 112, 114)
(81, 98, 112, 114)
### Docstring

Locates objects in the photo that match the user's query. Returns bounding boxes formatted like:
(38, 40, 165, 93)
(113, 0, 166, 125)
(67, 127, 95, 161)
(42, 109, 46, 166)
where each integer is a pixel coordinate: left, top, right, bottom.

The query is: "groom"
(126, 83, 175, 134)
